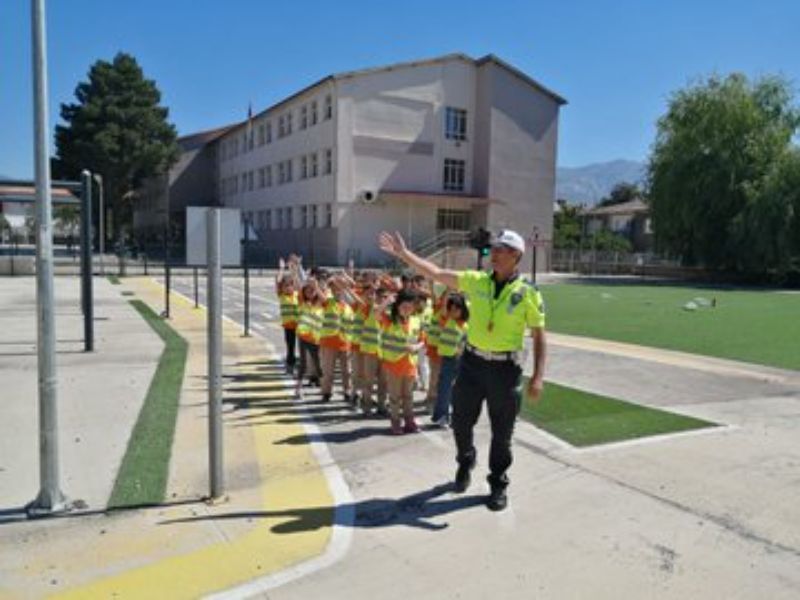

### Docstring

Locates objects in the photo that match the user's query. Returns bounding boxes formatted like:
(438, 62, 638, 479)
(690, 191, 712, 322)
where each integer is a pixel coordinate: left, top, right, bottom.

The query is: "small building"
(583, 198, 653, 252)
(0, 183, 80, 244)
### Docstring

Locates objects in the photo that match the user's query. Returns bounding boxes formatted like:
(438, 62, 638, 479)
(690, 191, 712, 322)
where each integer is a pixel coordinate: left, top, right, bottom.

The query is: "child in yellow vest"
(380, 289, 424, 435)
(295, 279, 324, 400)
(431, 293, 469, 426)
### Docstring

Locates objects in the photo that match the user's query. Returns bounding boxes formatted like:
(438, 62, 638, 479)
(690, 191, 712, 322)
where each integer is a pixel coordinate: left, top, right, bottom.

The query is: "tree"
(0, 213, 10, 243)
(648, 73, 800, 272)
(54, 204, 80, 240)
(553, 200, 583, 249)
(53, 52, 179, 244)
(597, 182, 642, 208)
(588, 229, 632, 253)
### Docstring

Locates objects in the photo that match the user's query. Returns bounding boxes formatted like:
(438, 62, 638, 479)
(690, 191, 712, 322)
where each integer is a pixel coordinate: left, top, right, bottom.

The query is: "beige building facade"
(140, 53, 565, 268)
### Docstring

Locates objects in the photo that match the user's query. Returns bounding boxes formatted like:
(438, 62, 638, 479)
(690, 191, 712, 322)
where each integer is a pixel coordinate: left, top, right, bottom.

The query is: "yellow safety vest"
(457, 270, 545, 352)
(359, 308, 382, 356)
(297, 303, 323, 343)
(320, 298, 348, 340)
(437, 318, 468, 358)
(380, 316, 421, 365)
(278, 292, 299, 327)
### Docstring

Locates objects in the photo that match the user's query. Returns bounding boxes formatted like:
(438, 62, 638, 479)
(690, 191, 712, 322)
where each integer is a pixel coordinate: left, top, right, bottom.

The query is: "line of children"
(274, 258, 468, 435)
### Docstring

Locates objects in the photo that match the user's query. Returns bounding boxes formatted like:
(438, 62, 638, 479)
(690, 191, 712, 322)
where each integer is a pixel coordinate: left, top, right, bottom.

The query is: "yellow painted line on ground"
(548, 332, 799, 384)
(52, 278, 334, 599)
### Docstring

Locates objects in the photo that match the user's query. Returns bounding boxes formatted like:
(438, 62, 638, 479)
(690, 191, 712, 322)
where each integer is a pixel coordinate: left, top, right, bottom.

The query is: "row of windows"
(221, 95, 333, 161)
(244, 203, 334, 231)
(221, 149, 334, 197)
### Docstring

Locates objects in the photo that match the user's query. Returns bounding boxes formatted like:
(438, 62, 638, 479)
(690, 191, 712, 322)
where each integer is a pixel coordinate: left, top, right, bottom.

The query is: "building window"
(278, 162, 286, 185)
(310, 152, 318, 177)
(286, 159, 293, 182)
(445, 107, 467, 141)
(324, 148, 333, 175)
(443, 159, 466, 192)
(266, 121, 272, 143)
(300, 105, 308, 130)
(278, 115, 285, 138)
(286, 112, 293, 135)
(258, 168, 266, 189)
(233, 176, 239, 194)
(221, 143, 228, 161)
(258, 124, 265, 146)
(248, 171, 254, 191)
(301, 205, 308, 229)
(436, 208, 471, 231)
(310, 100, 318, 125)
(265, 209, 272, 230)
(286, 206, 293, 229)
(266, 165, 272, 187)
(300, 155, 308, 179)
(324, 95, 333, 120)
(311, 204, 318, 228)
(241, 173, 248, 192)
(325, 203, 333, 228)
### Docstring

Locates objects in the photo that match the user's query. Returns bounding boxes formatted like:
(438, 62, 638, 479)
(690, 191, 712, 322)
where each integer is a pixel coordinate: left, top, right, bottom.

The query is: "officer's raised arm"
(378, 231, 460, 290)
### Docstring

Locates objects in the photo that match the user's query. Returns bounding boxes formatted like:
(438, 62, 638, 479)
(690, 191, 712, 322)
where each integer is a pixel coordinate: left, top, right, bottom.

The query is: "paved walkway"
(1, 275, 799, 599)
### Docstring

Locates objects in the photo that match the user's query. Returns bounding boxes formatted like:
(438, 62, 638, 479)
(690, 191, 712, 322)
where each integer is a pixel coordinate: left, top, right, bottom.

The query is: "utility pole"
(28, 0, 68, 516)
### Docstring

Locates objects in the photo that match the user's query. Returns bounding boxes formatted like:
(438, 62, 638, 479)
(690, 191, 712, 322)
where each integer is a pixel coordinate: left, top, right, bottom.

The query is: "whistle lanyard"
(487, 276, 515, 332)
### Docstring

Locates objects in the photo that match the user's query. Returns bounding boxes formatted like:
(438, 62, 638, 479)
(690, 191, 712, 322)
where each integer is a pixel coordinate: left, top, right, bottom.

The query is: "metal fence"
(550, 249, 697, 278)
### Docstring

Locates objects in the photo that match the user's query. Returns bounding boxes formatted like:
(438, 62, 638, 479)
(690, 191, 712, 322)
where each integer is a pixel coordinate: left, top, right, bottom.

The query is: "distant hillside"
(556, 159, 646, 206)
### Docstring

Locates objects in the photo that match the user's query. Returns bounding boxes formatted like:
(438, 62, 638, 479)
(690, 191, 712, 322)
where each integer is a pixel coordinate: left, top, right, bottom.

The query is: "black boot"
(486, 474, 509, 512)
(453, 451, 476, 493)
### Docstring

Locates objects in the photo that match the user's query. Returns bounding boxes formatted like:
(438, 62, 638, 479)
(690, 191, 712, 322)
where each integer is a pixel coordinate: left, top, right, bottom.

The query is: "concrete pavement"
(0, 274, 798, 598)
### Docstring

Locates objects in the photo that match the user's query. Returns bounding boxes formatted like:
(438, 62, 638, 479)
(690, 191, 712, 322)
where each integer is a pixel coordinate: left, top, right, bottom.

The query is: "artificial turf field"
(520, 380, 716, 447)
(541, 283, 800, 371)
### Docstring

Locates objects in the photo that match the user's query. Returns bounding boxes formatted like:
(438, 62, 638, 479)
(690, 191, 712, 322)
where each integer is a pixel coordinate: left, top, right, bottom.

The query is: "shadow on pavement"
(159, 483, 486, 532)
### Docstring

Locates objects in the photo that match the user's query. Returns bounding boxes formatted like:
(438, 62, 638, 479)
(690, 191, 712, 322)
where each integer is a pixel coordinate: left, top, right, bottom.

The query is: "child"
(319, 277, 355, 402)
(359, 284, 389, 415)
(380, 289, 424, 435)
(295, 278, 324, 400)
(275, 261, 299, 374)
(431, 293, 469, 427)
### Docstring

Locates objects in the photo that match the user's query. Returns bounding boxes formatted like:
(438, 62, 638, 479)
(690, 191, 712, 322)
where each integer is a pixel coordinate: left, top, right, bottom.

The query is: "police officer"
(379, 228, 546, 511)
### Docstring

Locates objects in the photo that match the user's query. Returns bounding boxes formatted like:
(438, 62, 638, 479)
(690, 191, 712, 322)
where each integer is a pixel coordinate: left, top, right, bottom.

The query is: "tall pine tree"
(54, 52, 178, 244)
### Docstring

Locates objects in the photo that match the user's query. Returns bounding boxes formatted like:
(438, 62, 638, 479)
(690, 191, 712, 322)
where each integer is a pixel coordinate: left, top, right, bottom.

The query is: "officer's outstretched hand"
(378, 231, 408, 258)
(527, 376, 544, 404)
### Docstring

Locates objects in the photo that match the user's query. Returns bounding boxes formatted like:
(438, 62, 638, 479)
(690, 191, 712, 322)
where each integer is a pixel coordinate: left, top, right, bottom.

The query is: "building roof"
(178, 123, 241, 151)
(585, 198, 649, 217)
(199, 52, 567, 140)
(0, 184, 80, 205)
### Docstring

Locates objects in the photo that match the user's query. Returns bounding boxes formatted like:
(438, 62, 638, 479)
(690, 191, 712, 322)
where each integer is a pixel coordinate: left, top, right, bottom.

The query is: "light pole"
(28, 0, 68, 516)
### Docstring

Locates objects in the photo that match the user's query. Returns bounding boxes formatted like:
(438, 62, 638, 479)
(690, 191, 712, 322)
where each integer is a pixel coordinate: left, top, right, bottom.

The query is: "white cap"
(492, 229, 526, 254)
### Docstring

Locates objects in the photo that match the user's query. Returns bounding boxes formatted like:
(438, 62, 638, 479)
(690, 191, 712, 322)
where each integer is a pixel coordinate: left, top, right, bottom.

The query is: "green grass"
(108, 300, 188, 508)
(520, 380, 716, 447)
(107, 274, 121, 285)
(542, 283, 800, 371)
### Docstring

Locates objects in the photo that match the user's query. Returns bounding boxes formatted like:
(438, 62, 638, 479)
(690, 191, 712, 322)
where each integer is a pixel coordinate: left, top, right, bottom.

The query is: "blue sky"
(2, 0, 798, 178)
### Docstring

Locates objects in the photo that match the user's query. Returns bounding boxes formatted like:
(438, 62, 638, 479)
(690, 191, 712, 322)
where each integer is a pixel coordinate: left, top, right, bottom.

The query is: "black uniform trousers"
(451, 350, 522, 490)
(283, 327, 297, 368)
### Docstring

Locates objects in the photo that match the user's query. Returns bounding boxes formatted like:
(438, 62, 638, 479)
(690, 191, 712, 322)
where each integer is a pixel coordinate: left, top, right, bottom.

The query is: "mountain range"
(556, 159, 646, 206)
